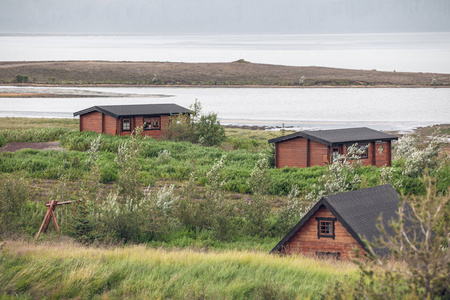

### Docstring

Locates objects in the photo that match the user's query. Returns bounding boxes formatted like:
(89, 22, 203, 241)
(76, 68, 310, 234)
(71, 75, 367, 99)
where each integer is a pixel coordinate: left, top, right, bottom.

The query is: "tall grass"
(0, 117, 79, 130)
(0, 240, 358, 299)
(0, 127, 72, 143)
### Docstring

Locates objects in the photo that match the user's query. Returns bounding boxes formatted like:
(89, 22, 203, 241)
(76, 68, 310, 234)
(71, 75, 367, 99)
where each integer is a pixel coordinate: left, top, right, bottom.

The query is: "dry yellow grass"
(1, 240, 359, 299)
(0, 117, 78, 130)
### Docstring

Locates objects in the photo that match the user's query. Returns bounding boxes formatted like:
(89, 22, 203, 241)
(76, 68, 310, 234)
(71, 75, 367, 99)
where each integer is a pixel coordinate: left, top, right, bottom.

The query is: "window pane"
(143, 118, 151, 130)
(123, 119, 130, 130)
(320, 221, 332, 234)
(143, 117, 160, 130)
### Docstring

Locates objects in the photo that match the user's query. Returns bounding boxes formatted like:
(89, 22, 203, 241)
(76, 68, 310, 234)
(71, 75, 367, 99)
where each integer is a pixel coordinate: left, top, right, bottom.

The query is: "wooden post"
(36, 200, 57, 240)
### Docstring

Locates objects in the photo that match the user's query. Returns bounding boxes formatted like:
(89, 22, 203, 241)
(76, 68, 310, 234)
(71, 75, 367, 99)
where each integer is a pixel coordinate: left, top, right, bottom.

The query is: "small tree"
(140, 184, 179, 240)
(163, 100, 226, 147)
(243, 153, 272, 236)
(115, 127, 143, 201)
(68, 135, 103, 243)
(195, 112, 226, 147)
(204, 155, 235, 240)
(175, 173, 211, 232)
(68, 197, 100, 244)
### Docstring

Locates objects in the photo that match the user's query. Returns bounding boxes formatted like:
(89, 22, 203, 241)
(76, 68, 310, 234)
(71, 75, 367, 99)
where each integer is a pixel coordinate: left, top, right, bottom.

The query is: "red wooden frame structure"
(35, 200, 73, 240)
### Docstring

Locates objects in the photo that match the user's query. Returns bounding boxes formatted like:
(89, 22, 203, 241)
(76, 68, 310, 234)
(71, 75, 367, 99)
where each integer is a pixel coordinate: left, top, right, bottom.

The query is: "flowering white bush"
(86, 134, 101, 165)
(285, 185, 306, 220)
(396, 131, 447, 177)
(206, 155, 227, 200)
(115, 127, 143, 200)
(247, 153, 270, 196)
(102, 190, 120, 218)
(155, 184, 179, 214)
(306, 143, 365, 202)
(379, 166, 402, 188)
(394, 132, 420, 160)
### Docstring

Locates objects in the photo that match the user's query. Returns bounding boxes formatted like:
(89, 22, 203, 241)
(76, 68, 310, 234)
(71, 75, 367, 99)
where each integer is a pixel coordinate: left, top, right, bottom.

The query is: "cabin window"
(347, 143, 369, 159)
(332, 147, 340, 161)
(316, 217, 336, 239)
(122, 118, 131, 131)
(143, 116, 161, 130)
(316, 252, 340, 260)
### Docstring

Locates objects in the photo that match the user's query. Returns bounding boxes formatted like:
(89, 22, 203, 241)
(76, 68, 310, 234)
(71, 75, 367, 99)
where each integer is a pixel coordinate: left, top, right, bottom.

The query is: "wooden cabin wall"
(79, 113, 183, 140)
(375, 141, 392, 167)
(80, 111, 102, 133)
(308, 140, 328, 166)
(275, 137, 307, 168)
(103, 114, 117, 135)
(281, 206, 366, 260)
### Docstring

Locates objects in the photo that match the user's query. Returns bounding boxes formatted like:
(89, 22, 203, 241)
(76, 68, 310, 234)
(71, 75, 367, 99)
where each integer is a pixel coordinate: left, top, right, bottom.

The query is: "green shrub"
(0, 175, 32, 235)
(14, 74, 29, 83)
(195, 112, 226, 146)
(100, 165, 118, 183)
(0, 135, 6, 147)
(400, 177, 426, 195)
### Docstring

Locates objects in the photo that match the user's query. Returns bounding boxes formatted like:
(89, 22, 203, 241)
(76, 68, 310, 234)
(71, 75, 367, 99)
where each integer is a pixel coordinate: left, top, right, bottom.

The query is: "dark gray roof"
(268, 127, 398, 146)
(74, 103, 190, 118)
(271, 184, 417, 257)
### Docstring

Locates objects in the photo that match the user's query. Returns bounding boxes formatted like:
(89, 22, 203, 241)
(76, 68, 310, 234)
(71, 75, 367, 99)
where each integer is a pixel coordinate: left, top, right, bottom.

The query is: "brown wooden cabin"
(271, 185, 416, 260)
(73, 103, 190, 138)
(268, 127, 398, 168)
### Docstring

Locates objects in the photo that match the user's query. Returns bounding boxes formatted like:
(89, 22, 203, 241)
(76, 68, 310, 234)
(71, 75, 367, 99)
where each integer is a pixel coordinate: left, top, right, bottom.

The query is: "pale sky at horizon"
(1, 0, 450, 34)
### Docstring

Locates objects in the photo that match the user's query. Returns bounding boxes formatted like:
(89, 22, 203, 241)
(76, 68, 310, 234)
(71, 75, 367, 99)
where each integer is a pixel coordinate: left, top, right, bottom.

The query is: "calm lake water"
(1, 86, 449, 131)
(1, 33, 450, 73)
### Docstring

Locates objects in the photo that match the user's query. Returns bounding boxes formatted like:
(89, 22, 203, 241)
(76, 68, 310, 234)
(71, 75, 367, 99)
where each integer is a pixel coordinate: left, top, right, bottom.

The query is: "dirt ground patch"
(0, 142, 63, 152)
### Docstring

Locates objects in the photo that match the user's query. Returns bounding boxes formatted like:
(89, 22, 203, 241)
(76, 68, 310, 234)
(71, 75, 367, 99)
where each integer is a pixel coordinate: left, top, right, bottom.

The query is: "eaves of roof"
(73, 106, 120, 118)
(268, 130, 398, 146)
(268, 132, 337, 146)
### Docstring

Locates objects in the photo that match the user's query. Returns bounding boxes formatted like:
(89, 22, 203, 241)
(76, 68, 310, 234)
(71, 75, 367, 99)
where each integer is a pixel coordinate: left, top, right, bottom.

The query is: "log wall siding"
(103, 114, 117, 135)
(274, 138, 392, 169)
(80, 111, 102, 133)
(80, 112, 172, 139)
(275, 137, 307, 168)
(281, 206, 366, 260)
(309, 140, 329, 166)
(375, 141, 392, 167)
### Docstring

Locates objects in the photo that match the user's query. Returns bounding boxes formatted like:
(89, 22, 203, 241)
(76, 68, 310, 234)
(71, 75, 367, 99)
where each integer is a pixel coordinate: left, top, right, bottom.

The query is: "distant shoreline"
(1, 61, 449, 89)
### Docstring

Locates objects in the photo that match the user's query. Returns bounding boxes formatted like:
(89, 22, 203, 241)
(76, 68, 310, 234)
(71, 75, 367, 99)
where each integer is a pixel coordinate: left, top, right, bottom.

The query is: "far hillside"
(1, 60, 449, 86)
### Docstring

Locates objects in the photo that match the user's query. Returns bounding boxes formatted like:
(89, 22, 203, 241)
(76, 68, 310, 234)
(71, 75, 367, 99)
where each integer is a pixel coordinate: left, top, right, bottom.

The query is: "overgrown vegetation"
(0, 118, 448, 299)
(164, 99, 226, 147)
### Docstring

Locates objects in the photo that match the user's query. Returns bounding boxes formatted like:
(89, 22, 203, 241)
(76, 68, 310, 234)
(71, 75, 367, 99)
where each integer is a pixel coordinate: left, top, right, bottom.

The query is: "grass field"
(0, 117, 288, 139)
(0, 240, 358, 299)
(0, 117, 79, 130)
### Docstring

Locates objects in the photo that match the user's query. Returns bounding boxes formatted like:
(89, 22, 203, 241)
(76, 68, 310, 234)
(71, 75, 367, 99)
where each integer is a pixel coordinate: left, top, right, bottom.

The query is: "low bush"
(0, 175, 46, 236)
